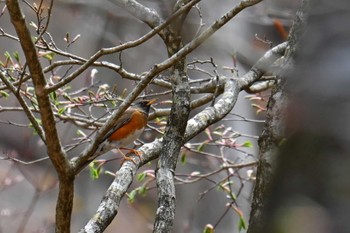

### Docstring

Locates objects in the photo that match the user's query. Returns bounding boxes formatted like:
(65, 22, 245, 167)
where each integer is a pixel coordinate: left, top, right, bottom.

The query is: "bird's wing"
(101, 108, 134, 142)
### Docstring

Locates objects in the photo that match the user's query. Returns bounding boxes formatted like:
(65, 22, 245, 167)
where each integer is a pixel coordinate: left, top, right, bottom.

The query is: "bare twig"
(0, 70, 46, 142)
(6, 0, 70, 171)
(44, 0, 202, 94)
(0, 155, 49, 165)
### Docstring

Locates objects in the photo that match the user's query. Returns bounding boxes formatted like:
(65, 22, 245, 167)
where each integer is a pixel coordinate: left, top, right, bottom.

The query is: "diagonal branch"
(78, 40, 285, 232)
(0, 70, 46, 142)
(73, 0, 263, 173)
(44, 0, 201, 94)
(237, 42, 288, 89)
(153, 4, 191, 230)
(6, 1, 73, 232)
(108, 0, 162, 27)
(45, 0, 258, 99)
(6, 0, 70, 173)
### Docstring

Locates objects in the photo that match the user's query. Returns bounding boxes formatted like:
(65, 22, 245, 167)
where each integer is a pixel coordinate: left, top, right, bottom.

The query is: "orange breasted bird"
(91, 99, 156, 162)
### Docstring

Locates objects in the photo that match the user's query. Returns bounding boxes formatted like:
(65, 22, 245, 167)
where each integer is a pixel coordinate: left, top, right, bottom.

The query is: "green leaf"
(121, 88, 127, 98)
(127, 186, 148, 203)
(57, 107, 66, 115)
(49, 91, 57, 102)
(43, 52, 55, 61)
(238, 216, 247, 231)
(13, 51, 20, 62)
(4, 51, 11, 59)
(88, 90, 95, 99)
(137, 172, 146, 182)
(76, 129, 86, 137)
(90, 168, 99, 179)
(26, 86, 34, 93)
(35, 118, 42, 125)
(278, 138, 287, 146)
(62, 93, 73, 101)
(197, 140, 208, 152)
(110, 100, 117, 107)
(138, 186, 147, 196)
(203, 224, 214, 233)
(180, 152, 186, 164)
(30, 97, 38, 107)
(127, 189, 137, 203)
(0, 91, 9, 98)
(28, 118, 41, 135)
(89, 162, 102, 180)
(228, 191, 237, 201)
(241, 141, 253, 148)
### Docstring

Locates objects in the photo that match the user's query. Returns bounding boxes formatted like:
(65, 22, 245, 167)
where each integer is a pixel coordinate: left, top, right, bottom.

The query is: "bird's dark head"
(135, 99, 156, 114)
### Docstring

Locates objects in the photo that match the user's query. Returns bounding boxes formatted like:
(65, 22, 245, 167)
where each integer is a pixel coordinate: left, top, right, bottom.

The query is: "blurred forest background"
(0, 0, 300, 232)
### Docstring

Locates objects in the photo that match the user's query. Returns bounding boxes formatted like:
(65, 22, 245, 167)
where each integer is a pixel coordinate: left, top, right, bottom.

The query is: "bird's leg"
(119, 147, 143, 157)
(118, 148, 141, 164)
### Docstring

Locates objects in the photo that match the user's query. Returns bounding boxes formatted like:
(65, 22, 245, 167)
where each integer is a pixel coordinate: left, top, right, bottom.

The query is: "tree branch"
(153, 4, 191, 230)
(108, 0, 161, 27)
(44, 0, 201, 94)
(73, 0, 263, 173)
(78, 39, 283, 232)
(6, 0, 70, 173)
(6, 1, 74, 232)
(247, 1, 309, 232)
(237, 41, 288, 89)
(0, 70, 46, 142)
(78, 139, 163, 233)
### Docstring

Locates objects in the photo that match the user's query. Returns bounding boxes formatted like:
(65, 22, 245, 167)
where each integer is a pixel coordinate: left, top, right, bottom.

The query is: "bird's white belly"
(95, 128, 145, 158)
(117, 128, 144, 147)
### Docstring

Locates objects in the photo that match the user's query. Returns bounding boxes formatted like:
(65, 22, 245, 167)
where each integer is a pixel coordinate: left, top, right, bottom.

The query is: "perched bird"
(91, 99, 156, 162)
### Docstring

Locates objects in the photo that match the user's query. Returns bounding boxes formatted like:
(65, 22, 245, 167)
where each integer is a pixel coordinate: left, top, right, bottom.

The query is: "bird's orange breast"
(108, 110, 147, 142)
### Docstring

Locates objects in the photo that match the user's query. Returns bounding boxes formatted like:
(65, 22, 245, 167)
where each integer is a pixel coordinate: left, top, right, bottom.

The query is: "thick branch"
(78, 139, 163, 233)
(108, 0, 161, 27)
(238, 41, 288, 89)
(153, 12, 191, 231)
(247, 1, 308, 232)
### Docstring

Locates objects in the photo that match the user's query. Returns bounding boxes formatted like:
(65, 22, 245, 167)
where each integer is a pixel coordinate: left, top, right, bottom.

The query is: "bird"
(91, 99, 156, 163)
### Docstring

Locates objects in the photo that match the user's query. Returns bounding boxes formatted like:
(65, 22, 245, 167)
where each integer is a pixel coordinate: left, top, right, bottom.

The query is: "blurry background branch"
(247, 1, 310, 233)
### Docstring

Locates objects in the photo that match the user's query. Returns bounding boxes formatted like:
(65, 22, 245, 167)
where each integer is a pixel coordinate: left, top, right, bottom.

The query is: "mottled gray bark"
(250, 0, 350, 232)
(247, 1, 308, 232)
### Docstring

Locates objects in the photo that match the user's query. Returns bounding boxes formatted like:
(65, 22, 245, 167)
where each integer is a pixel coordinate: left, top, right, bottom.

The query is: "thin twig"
(0, 155, 49, 165)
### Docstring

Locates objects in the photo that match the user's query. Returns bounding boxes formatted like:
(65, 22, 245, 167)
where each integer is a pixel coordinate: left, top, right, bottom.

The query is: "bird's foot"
(119, 148, 143, 165)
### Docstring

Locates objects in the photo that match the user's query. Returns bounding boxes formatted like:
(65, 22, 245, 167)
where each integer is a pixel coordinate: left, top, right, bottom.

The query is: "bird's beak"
(147, 98, 157, 105)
